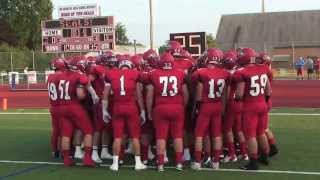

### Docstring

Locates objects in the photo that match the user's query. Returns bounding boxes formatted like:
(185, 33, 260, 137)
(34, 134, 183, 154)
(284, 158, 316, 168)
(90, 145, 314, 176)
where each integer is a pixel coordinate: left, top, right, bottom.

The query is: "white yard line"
(0, 160, 319, 176)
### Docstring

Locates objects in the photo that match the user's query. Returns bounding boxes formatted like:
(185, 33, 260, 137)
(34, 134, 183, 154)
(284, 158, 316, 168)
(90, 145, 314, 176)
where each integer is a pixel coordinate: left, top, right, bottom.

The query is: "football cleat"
(238, 154, 249, 161)
(91, 152, 102, 164)
(258, 154, 269, 166)
(135, 163, 147, 171)
(63, 158, 75, 167)
(74, 149, 84, 160)
(110, 163, 119, 171)
(203, 157, 212, 167)
(211, 162, 220, 170)
(241, 160, 259, 170)
(83, 156, 96, 167)
(269, 144, 279, 157)
(101, 148, 113, 160)
(176, 163, 183, 171)
(222, 155, 238, 163)
(119, 160, 124, 165)
(157, 165, 164, 172)
(142, 160, 148, 165)
(191, 162, 201, 170)
(52, 151, 60, 159)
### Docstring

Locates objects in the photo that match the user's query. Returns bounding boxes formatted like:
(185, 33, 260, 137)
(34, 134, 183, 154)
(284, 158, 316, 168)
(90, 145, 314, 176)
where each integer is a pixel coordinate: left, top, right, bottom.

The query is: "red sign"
(41, 16, 115, 53)
(170, 32, 206, 57)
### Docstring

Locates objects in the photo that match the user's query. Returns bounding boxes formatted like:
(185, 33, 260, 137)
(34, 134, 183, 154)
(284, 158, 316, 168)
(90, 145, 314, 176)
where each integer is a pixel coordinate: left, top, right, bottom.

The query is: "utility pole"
(262, 0, 265, 13)
(149, 0, 154, 49)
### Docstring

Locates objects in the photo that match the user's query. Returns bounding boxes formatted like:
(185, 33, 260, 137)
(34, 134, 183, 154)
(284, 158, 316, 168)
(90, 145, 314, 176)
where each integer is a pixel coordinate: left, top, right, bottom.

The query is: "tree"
(206, 33, 217, 48)
(115, 22, 129, 45)
(158, 40, 169, 54)
(0, 0, 53, 49)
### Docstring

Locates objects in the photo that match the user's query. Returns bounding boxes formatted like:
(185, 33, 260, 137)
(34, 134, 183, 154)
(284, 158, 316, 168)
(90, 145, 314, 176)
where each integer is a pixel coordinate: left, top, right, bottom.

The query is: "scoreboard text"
(41, 16, 115, 53)
(170, 32, 206, 57)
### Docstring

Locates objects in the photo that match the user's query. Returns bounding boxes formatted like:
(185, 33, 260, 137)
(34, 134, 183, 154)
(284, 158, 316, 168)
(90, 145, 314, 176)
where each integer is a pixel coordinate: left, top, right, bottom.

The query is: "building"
(216, 10, 320, 69)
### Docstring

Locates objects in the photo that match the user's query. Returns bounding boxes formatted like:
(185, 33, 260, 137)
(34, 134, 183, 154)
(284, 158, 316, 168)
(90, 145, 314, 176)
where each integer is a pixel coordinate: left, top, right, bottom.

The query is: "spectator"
(295, 57, 305, 80)
(314, 57, 320, 80)
(305, 57, 314, 80)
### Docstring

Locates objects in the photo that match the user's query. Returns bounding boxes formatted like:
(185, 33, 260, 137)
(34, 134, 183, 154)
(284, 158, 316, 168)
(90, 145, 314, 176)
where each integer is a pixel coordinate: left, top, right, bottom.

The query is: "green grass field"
(0, 108, 320, 180)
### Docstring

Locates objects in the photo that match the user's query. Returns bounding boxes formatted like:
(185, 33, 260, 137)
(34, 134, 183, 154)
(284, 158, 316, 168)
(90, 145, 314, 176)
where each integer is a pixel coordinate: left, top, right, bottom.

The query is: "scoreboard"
(41, 16, 115, 53)
(170, 32, 206, 57)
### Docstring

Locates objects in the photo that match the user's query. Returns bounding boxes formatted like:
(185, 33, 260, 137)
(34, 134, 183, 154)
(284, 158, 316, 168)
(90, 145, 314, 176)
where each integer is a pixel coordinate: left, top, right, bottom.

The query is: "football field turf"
(0, 108, 320, 180)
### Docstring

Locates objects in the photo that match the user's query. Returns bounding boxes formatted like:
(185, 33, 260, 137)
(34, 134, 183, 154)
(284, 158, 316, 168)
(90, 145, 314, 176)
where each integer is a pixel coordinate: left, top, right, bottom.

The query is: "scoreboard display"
(41, 16, 115, 53)
(170, 32, 206, 57)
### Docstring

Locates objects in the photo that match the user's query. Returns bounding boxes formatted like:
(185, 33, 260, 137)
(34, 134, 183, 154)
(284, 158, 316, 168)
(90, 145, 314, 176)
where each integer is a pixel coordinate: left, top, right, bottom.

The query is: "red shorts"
(242, 101, 268, 139)
(153, 104, 184, 139)
(194, 102, 222, 138)
(112, 103, 140, 139)
(224, 101, 243, 133)
(297, 68, 303, 76)
(59, 104, 94, 138)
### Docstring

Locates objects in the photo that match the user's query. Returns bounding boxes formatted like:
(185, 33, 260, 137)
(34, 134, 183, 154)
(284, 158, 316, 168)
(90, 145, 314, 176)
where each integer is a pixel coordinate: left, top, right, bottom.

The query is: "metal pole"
(292, 41, 295, 69)
(10, 52, 13, 72)
(262, 0, 265, 13)
(149, 0, 154, 49)
(32, 51, 35, 70)
(134, 40, 137, 54)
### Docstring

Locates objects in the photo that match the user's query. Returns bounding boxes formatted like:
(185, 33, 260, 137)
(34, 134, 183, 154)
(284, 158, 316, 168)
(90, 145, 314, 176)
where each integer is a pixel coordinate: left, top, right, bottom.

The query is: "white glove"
(92, 94, 100, 105)
(140, 110, 146, 125)
(102, 110, 111, 124)
(102, 100, 111, 123)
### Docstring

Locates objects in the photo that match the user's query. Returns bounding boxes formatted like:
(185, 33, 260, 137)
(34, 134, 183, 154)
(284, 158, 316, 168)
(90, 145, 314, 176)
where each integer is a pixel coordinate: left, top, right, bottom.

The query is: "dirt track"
(0, 80, 319, 109)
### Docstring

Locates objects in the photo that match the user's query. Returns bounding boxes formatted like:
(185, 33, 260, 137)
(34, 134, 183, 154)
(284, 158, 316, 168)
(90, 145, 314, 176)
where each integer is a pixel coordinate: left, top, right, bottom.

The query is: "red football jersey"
(52, 71, 89, 105)
(105, 69, 140, 105)
(148, 69, 186, 105)
(192, 67, 230, 103)
(88, 65, 106, 98)
(47, 73, 60, 106)
(234, 64, 271, 102)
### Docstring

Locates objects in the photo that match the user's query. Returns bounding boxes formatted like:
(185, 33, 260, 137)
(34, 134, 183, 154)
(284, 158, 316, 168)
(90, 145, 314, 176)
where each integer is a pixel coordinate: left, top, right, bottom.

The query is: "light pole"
(149, 0, 154, 49)
(262, 0, 265, 13)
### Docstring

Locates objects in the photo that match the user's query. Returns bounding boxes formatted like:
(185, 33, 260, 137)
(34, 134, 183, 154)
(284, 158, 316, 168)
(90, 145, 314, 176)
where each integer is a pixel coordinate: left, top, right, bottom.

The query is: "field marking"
(0, 160, 320, 176)
(0, 164, 48, 180)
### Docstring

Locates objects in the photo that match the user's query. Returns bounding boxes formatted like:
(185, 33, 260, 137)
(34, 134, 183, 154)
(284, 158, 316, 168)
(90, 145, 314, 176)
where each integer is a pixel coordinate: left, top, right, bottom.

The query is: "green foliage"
(0, 0, 53, 49)
(206, 33, 217, 48)
(115, 22, 130, 45)
(158, 40, 169, 54)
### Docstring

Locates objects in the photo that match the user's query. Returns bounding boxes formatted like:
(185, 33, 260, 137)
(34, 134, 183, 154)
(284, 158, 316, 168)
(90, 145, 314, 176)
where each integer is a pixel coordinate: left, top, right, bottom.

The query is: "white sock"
(102, 145, 108, 152)
(135, 156, 142, 164)
(112, 155, 119, 165)
(75, 146, 82, 153)
(184, 148, 190, 154)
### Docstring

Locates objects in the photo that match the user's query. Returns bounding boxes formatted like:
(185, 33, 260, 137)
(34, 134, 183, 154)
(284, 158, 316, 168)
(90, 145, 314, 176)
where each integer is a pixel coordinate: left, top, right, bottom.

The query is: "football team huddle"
(47, 41, 279, 172)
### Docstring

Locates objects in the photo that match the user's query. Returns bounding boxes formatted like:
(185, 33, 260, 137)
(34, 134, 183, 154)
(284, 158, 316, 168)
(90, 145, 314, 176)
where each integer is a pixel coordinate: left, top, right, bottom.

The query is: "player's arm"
(221, 82, 228, 117)
(101, 82, 112, 123)
(136, 82, 147, 125)
(265, 79, 272, 103)
(146, 84, 154, 121)
(191, 82, 202, 120)
(182, 83, 189, 107)
(76, 85, 87, 100)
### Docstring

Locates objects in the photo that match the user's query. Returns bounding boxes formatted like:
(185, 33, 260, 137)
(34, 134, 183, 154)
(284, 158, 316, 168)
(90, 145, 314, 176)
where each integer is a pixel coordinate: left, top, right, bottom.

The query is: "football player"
(50, 57, 95, 167)
(102, 58, 147, 171)
(222, 51, 248, 162)
(146, 52, 189, 171)
(191, 48, 229, 170)
(256, 53, 279, 157)
(47, 57, 66, 159)
(234, 48, 272, 170)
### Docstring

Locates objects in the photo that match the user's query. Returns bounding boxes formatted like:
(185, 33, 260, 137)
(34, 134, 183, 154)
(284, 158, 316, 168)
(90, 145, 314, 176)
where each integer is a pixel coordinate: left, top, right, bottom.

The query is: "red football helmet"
(180, 49, 193, 60)
(143, 49, 160, 68)
(237, 48, 258, 66)
(67, 55, 87, 72)
(130, 55, 144, 70)
(167, 41, 183, 57)
(50, 57, 66, 71)
(103, 50, 114, 57)
(206, 48, 224, 65)
(257, 52, 272, 65)
(222, 51, 237, 69)
(159, 52, 174, 69)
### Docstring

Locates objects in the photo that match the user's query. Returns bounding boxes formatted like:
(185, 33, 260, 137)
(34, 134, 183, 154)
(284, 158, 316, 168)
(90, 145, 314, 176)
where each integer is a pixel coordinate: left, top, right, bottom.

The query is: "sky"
(51, 0, 320, 47)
